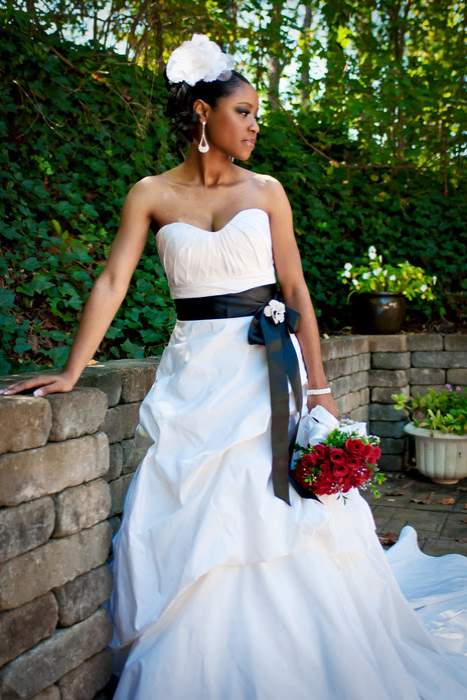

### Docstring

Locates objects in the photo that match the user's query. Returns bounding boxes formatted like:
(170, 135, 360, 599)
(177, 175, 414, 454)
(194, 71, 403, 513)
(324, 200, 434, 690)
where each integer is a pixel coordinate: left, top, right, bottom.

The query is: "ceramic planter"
(351, 292, 406, 334)
(404, 422, 467, 484)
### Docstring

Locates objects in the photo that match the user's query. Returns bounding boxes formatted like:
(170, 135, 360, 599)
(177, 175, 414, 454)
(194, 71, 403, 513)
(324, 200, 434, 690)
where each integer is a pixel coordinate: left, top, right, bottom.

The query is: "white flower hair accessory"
(264, 299, 286, 325)
(166, 33, 236, 87)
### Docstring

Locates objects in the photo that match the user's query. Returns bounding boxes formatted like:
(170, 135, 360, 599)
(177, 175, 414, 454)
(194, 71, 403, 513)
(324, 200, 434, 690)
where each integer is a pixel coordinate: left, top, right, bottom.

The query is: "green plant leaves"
(1, 6, 465, 373)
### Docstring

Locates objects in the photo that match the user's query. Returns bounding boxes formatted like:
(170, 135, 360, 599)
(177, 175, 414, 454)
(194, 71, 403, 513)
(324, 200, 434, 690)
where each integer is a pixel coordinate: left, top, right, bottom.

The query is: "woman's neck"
(181, 145, 236, 188)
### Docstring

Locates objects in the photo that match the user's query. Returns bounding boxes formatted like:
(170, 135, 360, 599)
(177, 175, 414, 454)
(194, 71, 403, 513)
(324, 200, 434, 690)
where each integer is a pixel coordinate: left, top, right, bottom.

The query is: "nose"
(250, 117, 260, 134)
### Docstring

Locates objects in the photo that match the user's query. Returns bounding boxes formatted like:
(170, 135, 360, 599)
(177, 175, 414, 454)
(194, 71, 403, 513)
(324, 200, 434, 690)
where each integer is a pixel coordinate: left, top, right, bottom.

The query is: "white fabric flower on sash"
(264, 299, 286, 325)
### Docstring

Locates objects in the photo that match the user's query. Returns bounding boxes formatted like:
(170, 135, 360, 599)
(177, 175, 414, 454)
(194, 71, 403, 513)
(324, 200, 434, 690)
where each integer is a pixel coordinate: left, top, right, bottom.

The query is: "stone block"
(320, 336, 369, 362)
(104, 442, 123, 481)
(0, 521, 111, 611)
(54, 564, 112, 627)
(101, 403, 141, 444)
(368, 403, 406, 421)
(119, 365, 156, 403)
(379, 437, 406, 454)
(371, 385, 410, 404)
(446, 368, 467, 386)
(77, 368, 122, 408)
(54, 479, 111, 537)
(371, 352, 410, 370)
(0, 593, 58, 667)
(335, 387, 369, 416)
(444, 334, 467, 351)
(31, 686, 60, 700)
(47, 388, 108, 441)
(97, 359, 159, 401)
(0, 433, 109, 507)
(369, 420, 407, 438)
(328, 371, 368, 400)
(406, 334, 443, 351)
(0, 608, 111, 699)
(109, 474, 133, 517)
(375, 453, 405, 471)
(411, 351, 467, 368)
(367, 335, 408, 352)
(0, 497, 55, 563)
(411, 385, 447, 396)
(58, 649, 112, 700)
(323, 353, 370, 381)
(409, 368, 446, 385)
(368, 369, 408, 387)
(348, 404, 369, 422)
(0, 397, 52, 455)
(121, 437, 148, 473)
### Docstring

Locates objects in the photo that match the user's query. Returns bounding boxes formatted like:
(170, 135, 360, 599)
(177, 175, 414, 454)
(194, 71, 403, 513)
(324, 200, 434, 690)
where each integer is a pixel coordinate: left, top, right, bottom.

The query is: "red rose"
(311, 443, 329, 460)
(301, 453, 317, 469)
(292, 460, 312, 487)
(366, 445, 381, 464)
(333, 463, 350, 478)
(344, 438, 369, 459)
(344, 438, 360, 455)
(347, 456, 364, 470)
(329, 448, 346, 465)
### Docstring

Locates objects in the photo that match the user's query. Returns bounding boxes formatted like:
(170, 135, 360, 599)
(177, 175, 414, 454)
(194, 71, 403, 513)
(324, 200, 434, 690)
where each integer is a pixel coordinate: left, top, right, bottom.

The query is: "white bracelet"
(306, 387, 332, 396)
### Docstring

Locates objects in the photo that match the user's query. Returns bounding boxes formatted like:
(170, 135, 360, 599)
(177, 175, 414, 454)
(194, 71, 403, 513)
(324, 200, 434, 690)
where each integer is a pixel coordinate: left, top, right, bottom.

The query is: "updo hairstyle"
(163, 69, 250, 146)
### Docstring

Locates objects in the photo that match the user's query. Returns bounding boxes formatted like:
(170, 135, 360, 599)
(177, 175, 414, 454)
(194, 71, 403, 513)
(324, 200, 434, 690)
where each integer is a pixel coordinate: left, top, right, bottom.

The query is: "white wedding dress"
(108, 208, 467, 699)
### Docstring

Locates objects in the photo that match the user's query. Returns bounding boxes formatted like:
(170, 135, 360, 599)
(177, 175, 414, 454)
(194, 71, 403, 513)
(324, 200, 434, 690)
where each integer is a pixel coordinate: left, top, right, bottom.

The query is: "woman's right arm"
(0, 178, 155, 397)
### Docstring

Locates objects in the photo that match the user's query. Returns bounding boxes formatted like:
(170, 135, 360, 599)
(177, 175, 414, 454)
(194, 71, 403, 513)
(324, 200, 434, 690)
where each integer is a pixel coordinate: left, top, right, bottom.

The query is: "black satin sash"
(174, 283, 321, 506)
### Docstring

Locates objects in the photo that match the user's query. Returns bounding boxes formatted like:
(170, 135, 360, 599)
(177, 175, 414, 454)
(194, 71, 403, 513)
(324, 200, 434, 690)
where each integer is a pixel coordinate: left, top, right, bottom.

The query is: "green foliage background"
(1, 8, 466, 374)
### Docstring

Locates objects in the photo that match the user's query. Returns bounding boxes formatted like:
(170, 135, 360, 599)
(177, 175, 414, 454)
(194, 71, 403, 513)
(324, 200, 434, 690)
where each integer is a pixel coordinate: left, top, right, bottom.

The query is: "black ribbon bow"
(174, 284, 322, 507)
(248, 297, 321, 506)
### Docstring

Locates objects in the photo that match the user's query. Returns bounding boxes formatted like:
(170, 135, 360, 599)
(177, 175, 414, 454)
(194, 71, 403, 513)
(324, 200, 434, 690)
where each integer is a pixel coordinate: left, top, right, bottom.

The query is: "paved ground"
(360, 467, 467, 556)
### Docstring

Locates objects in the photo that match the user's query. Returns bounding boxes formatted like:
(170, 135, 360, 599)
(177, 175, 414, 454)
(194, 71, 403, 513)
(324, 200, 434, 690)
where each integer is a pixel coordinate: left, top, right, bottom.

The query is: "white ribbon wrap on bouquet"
(293, 406, 368, 468)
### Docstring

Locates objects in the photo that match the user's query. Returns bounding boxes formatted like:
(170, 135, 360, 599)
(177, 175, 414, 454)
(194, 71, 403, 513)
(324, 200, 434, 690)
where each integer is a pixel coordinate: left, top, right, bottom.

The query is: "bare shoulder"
(127, 173, 167, 200)
(248, 171, 289, 215)
(125, 171, 178, 221)
(234, 167, 288, 212)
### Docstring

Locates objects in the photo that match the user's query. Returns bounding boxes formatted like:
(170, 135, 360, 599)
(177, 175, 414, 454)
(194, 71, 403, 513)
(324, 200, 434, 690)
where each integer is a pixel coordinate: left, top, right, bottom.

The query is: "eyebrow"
(236, 101, 257, 108)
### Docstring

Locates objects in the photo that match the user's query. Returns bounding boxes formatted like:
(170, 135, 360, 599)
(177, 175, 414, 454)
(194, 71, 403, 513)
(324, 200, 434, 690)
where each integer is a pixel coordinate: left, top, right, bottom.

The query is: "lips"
(242, 139, 256, 147)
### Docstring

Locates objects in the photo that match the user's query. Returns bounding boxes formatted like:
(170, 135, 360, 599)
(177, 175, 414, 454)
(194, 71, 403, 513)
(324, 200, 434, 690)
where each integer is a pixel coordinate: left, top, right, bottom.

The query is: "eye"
(237, 108, 261, 123)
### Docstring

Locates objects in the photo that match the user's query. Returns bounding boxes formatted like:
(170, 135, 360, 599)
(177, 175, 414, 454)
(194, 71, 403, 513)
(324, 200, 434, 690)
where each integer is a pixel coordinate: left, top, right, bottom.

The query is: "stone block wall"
(366, 333, 467, 471)
(321, 335, 370, 422)
(0, 335, 466, 698)
(0, 360, 158, 700)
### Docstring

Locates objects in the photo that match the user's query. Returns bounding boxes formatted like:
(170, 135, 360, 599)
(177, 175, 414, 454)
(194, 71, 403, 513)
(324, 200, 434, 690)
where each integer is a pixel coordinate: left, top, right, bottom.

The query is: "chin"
(234, 153, 251, 162)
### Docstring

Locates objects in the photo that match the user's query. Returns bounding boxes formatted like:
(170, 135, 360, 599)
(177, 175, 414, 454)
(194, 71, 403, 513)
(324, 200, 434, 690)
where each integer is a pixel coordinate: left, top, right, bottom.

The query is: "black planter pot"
(351, 292, 407, 334)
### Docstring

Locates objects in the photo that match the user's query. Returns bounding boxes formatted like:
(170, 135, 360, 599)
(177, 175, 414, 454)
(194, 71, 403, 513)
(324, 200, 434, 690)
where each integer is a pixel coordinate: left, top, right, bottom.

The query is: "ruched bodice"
(156, 207, 276, 298)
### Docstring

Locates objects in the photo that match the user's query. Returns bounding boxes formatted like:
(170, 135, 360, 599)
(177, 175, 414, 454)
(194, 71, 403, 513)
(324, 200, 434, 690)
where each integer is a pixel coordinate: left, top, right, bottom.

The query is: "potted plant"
(392, 385, 467, 484)
(339, 246, 437, 333)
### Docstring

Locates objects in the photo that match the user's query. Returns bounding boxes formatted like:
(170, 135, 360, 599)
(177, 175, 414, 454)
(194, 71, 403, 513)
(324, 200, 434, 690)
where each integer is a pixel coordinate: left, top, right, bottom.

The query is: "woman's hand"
(0, 372, 76, 398)
(306, 392, 339, 419)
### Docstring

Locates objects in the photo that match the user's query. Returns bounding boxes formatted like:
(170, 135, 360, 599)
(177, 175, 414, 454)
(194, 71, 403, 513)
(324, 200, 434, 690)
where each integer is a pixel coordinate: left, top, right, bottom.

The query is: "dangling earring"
(198, 121, 209, 153)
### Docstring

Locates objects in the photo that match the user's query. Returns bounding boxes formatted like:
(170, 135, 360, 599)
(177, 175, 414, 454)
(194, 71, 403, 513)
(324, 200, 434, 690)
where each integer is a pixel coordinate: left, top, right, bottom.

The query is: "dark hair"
(163, 69, 251, 145)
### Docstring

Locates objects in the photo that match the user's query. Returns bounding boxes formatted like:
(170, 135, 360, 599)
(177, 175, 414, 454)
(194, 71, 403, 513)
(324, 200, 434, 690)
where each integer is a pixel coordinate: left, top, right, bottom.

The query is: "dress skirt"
(108, 315, 467, 699)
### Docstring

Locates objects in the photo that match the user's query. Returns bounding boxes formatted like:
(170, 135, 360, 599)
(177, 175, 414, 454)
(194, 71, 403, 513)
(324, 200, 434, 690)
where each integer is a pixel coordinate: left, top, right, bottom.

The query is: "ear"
(192, 98, 210, 122)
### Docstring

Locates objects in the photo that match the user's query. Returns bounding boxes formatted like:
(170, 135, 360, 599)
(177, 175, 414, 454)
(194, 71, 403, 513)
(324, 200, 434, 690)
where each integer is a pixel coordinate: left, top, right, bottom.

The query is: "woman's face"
(194, 82, 260, 161)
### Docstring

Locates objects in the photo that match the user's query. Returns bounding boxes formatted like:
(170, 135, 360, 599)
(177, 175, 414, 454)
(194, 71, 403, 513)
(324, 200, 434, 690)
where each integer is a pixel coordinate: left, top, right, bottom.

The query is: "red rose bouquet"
(290, 427, 386, 504)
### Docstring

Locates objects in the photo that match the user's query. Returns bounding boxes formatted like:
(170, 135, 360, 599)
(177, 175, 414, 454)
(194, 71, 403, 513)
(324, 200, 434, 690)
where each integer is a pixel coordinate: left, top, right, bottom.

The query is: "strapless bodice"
(156, 208, 277, 298)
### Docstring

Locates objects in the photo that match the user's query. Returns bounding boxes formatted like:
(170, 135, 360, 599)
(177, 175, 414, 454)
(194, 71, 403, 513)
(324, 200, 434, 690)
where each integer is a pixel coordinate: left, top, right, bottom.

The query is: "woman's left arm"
(266, 178, 339, 418)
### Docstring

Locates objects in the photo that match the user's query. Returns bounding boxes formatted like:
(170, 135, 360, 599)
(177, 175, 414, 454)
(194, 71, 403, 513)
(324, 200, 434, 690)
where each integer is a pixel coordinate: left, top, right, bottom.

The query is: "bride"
(2, 34, 466, 699)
